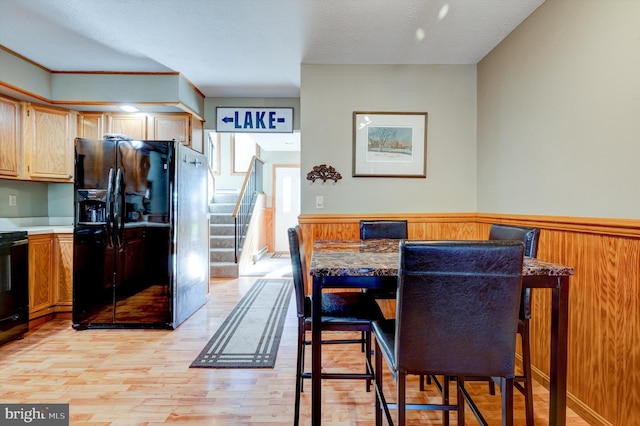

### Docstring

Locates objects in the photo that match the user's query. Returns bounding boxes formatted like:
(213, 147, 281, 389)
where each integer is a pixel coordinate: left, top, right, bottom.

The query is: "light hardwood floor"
(0, 259, 589, 425)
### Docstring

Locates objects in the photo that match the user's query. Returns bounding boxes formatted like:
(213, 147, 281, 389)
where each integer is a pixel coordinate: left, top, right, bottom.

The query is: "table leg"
(311, 275, 322, 425)
(549, 276, 569, 426)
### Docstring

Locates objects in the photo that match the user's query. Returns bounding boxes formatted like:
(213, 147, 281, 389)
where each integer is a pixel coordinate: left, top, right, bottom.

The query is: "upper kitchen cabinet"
(77, 112, 204, 152)
(148, 113, 204, 150)
(0, 95, 22, 178)
(22, 103, 76, 183)
(106, 113, 147, 140)
(149, 114, 190, 144)
(77, 112, 106, 141)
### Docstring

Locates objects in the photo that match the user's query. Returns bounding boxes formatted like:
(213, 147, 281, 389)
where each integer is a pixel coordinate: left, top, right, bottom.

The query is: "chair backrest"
(287, 225, 307, 319)
(360, 220, 408, 240)
(395, 240, 524, 378)
(488, 224, 540, 258)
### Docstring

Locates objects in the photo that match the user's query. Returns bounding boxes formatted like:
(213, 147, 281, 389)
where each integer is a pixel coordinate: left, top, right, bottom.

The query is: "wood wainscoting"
(298, 213, 640, 426)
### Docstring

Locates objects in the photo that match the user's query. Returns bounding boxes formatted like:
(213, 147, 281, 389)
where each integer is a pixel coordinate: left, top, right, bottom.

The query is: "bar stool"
(288, 225, 384, 426)
(359, 220, 407, 300)
(373, 240, 525, 425)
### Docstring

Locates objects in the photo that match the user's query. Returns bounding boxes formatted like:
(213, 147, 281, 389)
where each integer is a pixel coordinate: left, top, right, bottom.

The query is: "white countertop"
(0, 217, 74, 235)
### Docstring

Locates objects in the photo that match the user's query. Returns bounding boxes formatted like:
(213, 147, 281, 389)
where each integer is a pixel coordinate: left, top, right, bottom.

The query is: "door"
(73, 138, 117, 327)
(274, 166, 300, 252)
(113, 141, 171, 325)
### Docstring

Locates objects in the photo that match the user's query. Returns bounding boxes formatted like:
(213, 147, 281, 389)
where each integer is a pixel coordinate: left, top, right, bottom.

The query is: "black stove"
(0, 231, 28, 241)
(0, 230, 29, 346)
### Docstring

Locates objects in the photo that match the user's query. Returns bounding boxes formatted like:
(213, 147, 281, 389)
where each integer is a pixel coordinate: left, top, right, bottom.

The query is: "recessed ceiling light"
(118, 105, 139, 112)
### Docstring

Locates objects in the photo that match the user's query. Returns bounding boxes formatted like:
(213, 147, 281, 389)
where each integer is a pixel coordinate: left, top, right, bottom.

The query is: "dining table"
(308, 239, 574, 426)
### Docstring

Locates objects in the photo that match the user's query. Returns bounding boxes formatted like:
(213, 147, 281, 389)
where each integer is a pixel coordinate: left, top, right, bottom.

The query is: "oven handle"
(0, 238, 28, 250)
(0, 313, 21, 324)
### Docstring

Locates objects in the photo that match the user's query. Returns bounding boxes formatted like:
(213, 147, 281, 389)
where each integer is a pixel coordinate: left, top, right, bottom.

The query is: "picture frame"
(352, 111, 428, 178)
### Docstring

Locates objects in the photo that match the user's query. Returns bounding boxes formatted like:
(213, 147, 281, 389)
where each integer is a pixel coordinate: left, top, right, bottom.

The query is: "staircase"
(209, 190, 239, 278)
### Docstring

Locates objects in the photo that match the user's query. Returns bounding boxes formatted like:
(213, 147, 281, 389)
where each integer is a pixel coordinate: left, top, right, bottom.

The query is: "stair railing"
(232, 155, 264, 263)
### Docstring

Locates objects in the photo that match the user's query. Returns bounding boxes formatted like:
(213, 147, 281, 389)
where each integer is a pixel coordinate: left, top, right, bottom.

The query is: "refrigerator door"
(73, 138, 117, 327)
(113, 140, 171, 325)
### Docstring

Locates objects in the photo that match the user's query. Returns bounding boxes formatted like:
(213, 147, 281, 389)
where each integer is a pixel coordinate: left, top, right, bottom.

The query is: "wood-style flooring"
(0, 256, 589, 425)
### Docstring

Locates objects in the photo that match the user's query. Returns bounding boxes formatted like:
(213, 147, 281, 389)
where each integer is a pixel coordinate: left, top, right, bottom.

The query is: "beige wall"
(477, 0, 640, 219)
(300, 64, 477, 214)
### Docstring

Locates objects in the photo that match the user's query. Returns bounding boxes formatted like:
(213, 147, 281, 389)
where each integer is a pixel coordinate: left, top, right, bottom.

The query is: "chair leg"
(521, 326, 534, 426)
(457, 376, 466, 426)
(398, 372, 406, 426)
(501, 377, 514, 426)
(443, 375, 450, 426)
(294, 323, 304, 426)
(375, 340, 383, 426)
(365, 330, 372, 392)
(488, 379, 496, 395)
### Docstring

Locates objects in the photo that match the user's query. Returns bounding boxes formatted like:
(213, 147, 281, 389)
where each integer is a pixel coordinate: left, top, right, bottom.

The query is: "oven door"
(0, 236, 29, 345)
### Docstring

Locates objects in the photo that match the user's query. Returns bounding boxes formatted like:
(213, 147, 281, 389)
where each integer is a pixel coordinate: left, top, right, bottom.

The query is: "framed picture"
(352, 111, 428, 178)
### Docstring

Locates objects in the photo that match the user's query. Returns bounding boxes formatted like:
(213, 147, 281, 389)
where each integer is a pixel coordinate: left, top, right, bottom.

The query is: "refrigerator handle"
(112, 168, 124, 247)
(105, 168, 115, 248)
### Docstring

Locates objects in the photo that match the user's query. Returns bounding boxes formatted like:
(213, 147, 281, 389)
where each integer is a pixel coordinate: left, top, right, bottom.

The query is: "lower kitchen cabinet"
(54, 234, 74, 316)
(28, 233, 74, 323)
(28, 234, 54, 321)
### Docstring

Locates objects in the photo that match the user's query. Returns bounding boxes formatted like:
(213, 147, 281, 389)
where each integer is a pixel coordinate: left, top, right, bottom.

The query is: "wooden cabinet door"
(191, 117, 204, 153)
(149, 114, 190, 145)
(54, 234, 74, 314)
(77, 112, 106, 140)
(24, 104, 74, 182)
(107, 114, 147, 140)
(28, 234, 54, 318)
(0, 96, 21, 178)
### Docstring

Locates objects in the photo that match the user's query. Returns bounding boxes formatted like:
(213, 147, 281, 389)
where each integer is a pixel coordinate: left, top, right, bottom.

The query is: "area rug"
(190, 278, 293, 368)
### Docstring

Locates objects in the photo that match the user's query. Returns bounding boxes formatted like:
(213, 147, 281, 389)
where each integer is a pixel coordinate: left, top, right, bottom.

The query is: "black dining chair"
(488, 224, 540, 426)
(359, 220, 408, 300)
(421, 224, 540, 425)
(288, 225, 384, 426)
(360, 220, 408, 240)
(373, 240, 525, 426)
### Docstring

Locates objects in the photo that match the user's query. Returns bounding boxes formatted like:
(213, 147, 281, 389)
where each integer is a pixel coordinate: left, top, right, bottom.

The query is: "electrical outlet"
(8, 194, 17, 207)
(315, 196, 324, 209)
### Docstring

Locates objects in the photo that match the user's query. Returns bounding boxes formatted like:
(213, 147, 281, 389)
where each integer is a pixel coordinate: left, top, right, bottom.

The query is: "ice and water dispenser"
(77, 190, 107, 224)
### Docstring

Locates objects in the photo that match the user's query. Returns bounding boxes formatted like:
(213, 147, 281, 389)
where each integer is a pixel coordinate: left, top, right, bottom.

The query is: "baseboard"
(252, 246, 268, 263)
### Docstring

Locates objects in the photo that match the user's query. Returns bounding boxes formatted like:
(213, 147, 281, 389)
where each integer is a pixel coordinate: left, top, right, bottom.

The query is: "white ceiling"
(0, 0, 544, 99)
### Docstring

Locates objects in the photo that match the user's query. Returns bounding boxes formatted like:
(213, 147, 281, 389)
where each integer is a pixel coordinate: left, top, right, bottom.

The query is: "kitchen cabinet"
(78, 112, 203, 151)
(0, 95, 22, 178)
(53, 234, 73, 315)
(27, 233, 73, 322)
(77, 112, 106, 140)
(22, 103, 76, 182)
(28, 234, 55, 320)
(106, 113, 147, 140)
(149, 114, 190, 144)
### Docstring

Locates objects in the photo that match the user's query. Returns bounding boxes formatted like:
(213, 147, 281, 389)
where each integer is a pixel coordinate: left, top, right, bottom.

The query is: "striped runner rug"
(190, 278, 293, 368)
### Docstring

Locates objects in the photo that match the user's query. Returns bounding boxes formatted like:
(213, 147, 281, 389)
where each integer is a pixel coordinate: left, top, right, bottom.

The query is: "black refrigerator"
(72, 136, 209, 329)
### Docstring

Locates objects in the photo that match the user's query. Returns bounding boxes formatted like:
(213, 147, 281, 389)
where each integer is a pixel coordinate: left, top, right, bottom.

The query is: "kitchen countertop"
(0, 217, 74, 235)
